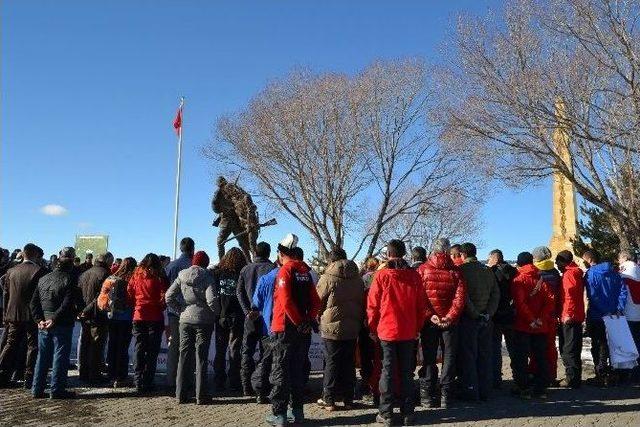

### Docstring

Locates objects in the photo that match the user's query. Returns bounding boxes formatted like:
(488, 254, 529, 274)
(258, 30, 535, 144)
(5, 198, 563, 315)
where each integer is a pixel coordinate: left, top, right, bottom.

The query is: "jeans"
(132, 320, 164, 388)
(512, 331, 548, 393)
(559, 322, 583, 386)
(379, 340, 415, 418)
(458, 315, 492, 400)
(269, 329, 311, 417)
(177, 323, 213, 402)
(240, 316, 264, 391)
(214, 316, 243, 389)
(491, 323, 514, 386)
(586, 318, 609, 377)
(166, 313, 180, 388)
(420, 322, 457, 398)
(322, 338, 356, 405)
(0, 321, 38, 383)
(32, 325, 73, 395)
(107, 320, 132, 381)
(251, 335, 274, 398)
(78, 320, 107, 381)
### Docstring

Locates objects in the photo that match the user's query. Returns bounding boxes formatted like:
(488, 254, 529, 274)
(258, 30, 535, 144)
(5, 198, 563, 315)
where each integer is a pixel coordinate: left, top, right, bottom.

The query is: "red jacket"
(126, 268, 168, 322)
(271, 259, 321, 333)
(418, 253, 466, 323)
(511, 264, 555, 334)
(367, 259, 427, 341)
(560, 262, 585, 323)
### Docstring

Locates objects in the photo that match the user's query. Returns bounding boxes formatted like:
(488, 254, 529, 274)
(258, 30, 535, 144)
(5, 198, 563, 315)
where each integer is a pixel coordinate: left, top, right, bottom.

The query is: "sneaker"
(376, 413, 392, 426)
(32, 391, 46, 399)
(197, 397, 212, 405)
(342, 401, 354, 410)
(585, 376, 605, 387)
(317, 398, 337, 411)
(266, 414, 287, 426)
(559, 378, 581, 389)
(50, 390, 76, 400)
(403, 414, 415, 426)
(287, 408, 304, 424)
(256, 395, 269, 404)
(441, 395, 451, 409)
(427, 397, 440, 408)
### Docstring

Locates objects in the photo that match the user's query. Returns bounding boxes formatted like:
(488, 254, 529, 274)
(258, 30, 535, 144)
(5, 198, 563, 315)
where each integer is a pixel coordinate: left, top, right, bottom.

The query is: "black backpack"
(108, 277, 128, 316)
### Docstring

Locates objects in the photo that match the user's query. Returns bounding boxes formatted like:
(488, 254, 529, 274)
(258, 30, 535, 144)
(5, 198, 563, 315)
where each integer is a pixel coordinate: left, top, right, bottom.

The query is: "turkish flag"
(173, 106, 182, 136)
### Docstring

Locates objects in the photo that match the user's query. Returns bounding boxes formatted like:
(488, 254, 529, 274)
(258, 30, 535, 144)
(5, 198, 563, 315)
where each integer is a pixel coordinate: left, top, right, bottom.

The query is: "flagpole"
(173, 97, 184, 259)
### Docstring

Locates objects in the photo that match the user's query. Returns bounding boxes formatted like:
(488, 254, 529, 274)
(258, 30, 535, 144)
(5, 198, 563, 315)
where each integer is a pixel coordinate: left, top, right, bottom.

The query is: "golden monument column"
(549, 99, 579, 256)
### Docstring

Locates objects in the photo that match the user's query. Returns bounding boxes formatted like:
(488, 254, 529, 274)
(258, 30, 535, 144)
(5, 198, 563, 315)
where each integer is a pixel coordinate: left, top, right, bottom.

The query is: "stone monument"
(549, 99, 579, 257)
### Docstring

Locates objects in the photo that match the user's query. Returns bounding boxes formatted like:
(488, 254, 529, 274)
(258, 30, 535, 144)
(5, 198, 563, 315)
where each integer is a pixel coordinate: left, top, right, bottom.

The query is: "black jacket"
(491, 262, 518, 326)
(2, 261, 46, 322)
(78, 263, 110, 321)
(236, 258, 275, 315)
(211, 268, 243, 324)
(30, 265, 79, 327)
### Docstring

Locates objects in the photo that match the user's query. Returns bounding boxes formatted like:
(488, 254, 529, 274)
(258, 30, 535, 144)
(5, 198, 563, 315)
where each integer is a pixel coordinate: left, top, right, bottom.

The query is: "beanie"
(532, 246, 552, 262)
(192, 251, 210, 268)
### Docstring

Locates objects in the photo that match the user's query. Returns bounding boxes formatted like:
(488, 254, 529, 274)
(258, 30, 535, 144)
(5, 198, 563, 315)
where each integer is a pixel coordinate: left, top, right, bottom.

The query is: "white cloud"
(40, 204, 69, 216)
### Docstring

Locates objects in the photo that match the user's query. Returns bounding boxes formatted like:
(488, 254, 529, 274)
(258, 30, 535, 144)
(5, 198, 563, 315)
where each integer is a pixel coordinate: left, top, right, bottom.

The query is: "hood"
(427, 253, 454, 270)
(590, 261, 615, 275)
(177, 265, 211, 287)
(534, 259, 556, 272)
(517, 263, 539, 279)
(620, 261, 640, 281)
(325, 259, 359, 280)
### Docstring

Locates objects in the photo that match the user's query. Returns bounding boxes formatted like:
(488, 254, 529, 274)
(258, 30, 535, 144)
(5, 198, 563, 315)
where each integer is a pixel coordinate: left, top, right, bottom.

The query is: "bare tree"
(207, 59, 482, 260)
(435, 0, 640, 250)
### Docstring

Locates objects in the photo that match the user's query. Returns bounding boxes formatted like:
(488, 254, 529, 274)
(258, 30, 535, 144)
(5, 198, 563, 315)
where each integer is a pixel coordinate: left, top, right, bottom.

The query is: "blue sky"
(1, 0, 557, 262)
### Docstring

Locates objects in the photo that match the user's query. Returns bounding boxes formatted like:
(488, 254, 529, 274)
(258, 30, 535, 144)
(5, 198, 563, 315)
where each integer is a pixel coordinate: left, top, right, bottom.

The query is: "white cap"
(278, 233, 299, 250)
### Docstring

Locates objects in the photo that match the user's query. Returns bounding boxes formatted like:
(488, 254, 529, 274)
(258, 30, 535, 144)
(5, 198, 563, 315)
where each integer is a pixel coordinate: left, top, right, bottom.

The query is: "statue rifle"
(221, 218, 278, 245)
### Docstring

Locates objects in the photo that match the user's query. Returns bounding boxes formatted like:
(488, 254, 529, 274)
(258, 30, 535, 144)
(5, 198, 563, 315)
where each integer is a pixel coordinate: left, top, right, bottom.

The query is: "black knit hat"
(555, 250, 573, 264)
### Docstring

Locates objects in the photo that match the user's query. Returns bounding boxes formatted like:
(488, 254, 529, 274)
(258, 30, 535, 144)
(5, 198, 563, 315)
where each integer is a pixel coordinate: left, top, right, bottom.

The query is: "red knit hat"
(192, 251, 210, 268)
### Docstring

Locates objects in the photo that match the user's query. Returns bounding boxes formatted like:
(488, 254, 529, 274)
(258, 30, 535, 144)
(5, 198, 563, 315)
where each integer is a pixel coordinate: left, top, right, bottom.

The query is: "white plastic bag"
(603, 315, 639, 370)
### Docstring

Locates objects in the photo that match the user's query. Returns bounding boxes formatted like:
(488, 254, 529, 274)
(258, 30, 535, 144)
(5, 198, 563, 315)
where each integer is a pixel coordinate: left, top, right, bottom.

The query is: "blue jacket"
(165, 253, 192, 316)
(585, 262, 625, 320)
(252, 267, 279, 335)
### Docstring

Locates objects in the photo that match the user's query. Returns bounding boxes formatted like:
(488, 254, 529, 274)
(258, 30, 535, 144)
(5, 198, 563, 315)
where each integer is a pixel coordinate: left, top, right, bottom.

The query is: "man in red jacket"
(417, 238, 465, 409)
(368, 239, 427, 427)
(511, 252, 555, 398)
(555, 250, 585, 389)
(267, 234, 320, 427)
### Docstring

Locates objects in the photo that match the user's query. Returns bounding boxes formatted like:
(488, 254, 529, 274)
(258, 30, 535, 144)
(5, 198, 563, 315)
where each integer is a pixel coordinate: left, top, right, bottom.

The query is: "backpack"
(108, 277, 129, 316)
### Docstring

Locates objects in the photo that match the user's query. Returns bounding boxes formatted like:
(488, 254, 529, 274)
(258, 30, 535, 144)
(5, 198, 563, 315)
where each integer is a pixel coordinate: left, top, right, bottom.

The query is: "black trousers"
(512, 331, 548, 393)
(358, 326, 374, 393)
(586, 318, 609, 377)
(491, 323, 515, 385)
(322, 338, 356, 405)
(559, 322, 583, 386)
(0, 321, 38, 382)
(177, 323, 213, 402)
(107, 320, 132, 380)
(458, 316, 492, 400)
(420, 323, 457, 397)
(269, 329, 311, 416)
(251, 335, 274, 398)
(379, 340, 415, 418)
(214, 316, 243, 389)
(78, 320, 107, 381)
(240, 317, 264, 391)
(132, 320, 163, 388)
(166, 313, 180, 388)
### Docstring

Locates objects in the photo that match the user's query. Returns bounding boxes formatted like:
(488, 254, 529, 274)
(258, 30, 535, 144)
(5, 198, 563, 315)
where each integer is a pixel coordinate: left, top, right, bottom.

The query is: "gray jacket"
(165, 266, 216, 325)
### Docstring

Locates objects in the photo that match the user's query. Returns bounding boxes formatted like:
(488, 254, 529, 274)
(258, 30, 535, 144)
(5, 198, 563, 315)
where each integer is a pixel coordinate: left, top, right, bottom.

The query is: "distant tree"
(435, 0, 640, 252)
(207, 59, 481, 261)
(573, 202, 639, 261)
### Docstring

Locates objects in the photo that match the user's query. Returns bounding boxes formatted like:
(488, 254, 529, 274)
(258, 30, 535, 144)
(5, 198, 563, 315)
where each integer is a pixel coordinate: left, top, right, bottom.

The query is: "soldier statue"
(211, 176, 259, 261)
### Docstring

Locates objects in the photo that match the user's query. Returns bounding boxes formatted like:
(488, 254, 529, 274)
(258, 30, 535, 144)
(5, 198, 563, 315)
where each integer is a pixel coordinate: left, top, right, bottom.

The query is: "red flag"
(173, 105, 182, 136)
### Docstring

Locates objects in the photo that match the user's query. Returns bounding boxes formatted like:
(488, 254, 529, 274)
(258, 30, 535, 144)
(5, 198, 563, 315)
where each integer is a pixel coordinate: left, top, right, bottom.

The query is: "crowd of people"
(0, 234, 639, 426)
